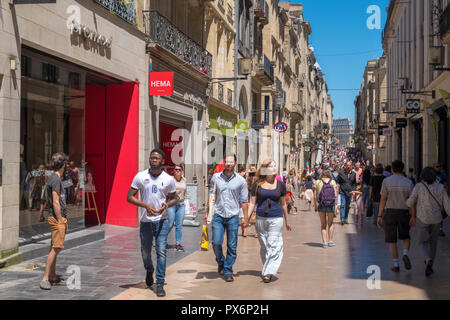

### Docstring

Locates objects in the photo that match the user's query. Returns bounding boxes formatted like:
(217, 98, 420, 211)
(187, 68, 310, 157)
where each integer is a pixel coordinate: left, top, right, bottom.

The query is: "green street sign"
(304, 146, 311, 152)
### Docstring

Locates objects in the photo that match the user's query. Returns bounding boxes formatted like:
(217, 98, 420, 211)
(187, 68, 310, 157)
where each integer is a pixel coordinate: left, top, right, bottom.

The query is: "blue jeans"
(167, 204, 185, 244)
(339, 193, 351, 222)
(372, 202, 380, 224)
(363, 187, 370, 215)
(212, 214, 239, 275)
(140, 219, 170, 285)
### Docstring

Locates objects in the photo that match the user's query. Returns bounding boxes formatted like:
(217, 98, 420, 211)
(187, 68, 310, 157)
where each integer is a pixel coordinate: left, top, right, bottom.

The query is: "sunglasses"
(174, 168, 183, 171)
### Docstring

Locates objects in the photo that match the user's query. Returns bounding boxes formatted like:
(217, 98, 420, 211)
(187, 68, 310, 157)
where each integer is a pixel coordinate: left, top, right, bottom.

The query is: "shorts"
(383, 211, 410, 243)
(48, 216, 68, 249)
(318, 205, 335, 213)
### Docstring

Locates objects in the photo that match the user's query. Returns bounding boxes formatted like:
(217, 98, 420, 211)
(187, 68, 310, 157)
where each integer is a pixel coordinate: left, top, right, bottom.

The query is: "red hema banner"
(150, 72, 174, 96)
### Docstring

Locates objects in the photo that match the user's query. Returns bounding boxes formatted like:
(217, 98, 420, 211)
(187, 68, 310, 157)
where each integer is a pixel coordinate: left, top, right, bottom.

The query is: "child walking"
(352, 185, 364, 224)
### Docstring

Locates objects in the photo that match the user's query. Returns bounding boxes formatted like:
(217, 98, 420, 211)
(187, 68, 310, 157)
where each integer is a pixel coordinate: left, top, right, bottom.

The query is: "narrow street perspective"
(0, 0, 449, 302)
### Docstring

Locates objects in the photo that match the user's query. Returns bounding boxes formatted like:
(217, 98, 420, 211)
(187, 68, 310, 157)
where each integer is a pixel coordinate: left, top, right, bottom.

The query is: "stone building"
(0, 0, 148, 264)
(382, 0, 450, 177)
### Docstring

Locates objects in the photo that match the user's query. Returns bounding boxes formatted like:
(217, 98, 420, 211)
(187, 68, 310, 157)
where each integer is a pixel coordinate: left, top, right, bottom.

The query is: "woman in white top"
(407, 167, 450, 277)
(168, 164, 187, 252)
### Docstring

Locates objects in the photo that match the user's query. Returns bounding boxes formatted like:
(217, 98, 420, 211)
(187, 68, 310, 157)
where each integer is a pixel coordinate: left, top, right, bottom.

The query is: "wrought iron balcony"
(93, 0, 136, 24)
(254, 0, 269, 25)
(227, 4, 234, 23)
(254, 55, 274, 85)
(218, 83, 224, 103)
(144, 10, 212, 77)
(275, 77, 282, 95)
(227, 88, 233, 106)
(218, 0, 225, 12)
(440, 4, 450, 42)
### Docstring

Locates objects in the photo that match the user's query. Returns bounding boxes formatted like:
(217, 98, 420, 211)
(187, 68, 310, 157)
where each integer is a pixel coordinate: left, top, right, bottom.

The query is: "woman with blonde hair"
(247, 159, 292, 283)
(314, 169, 338, 248)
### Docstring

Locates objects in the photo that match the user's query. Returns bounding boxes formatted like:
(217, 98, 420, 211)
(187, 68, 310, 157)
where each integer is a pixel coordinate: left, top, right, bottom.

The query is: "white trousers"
(255, 216, 284, 276)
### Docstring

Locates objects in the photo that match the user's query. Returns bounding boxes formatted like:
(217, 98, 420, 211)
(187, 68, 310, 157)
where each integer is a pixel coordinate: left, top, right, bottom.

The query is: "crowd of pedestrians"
(39, 147, 450, 297)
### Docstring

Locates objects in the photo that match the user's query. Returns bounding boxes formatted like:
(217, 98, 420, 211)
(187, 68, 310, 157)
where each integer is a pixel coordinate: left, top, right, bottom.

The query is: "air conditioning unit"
(238, 58, 252, 76)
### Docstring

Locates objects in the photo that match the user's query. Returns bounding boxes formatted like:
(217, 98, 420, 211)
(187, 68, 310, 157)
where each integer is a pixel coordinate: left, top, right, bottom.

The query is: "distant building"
(333, 118, 354, 147)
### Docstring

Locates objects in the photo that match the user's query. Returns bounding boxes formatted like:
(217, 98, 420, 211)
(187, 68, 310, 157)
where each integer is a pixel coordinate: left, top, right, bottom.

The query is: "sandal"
(49, 275, 65, 286)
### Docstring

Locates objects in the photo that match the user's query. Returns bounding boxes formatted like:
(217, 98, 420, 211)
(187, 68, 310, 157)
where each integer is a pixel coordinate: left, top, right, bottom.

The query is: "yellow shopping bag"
(200, 225, 209, 251)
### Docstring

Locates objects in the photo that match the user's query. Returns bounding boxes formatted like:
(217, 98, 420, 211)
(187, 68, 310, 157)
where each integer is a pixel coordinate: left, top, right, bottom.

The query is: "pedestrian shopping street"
(1, 197, 449, 300)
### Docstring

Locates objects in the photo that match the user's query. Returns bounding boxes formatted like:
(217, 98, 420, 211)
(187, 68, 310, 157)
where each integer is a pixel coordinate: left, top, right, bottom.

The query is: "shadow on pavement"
(303, 242, 324, 248)
(345, 217, 450, 299)
(236, 270, 262, 278)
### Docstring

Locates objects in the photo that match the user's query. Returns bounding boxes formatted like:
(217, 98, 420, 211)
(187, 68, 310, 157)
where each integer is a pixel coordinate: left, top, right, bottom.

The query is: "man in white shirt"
(127, 149, 179, 297)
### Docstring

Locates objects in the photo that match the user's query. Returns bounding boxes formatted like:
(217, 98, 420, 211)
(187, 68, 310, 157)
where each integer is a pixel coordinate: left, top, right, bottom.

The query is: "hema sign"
(150, 72, 174, 96)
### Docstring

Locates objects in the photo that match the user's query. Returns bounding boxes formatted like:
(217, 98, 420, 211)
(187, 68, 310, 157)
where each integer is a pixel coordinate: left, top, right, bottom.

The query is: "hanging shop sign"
(378, 125, 389, 135)
(237, 122, 248, 132)
(396, 118, 407, 128)
(382, 128, 392, 136)
(70, 21, 112, 48)
(406, 99, 421, 113)
(273, 122, 288, 133)
(150, 72, 174, 96)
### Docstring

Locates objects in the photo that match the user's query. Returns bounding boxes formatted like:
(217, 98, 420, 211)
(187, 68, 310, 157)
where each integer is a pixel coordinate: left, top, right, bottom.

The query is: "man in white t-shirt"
(127, 149, 178, 297)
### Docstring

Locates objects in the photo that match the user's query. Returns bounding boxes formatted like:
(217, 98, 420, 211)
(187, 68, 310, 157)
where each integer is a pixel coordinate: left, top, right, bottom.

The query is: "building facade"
(382, 0, 450, 178)
(332, 118, 354, 148)
(354, 57, 388, 166)
(1, 0, 148, 262)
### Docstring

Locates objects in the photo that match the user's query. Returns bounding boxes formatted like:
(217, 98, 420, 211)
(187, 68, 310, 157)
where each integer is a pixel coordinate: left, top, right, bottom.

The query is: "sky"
(291, 0, 390, 125)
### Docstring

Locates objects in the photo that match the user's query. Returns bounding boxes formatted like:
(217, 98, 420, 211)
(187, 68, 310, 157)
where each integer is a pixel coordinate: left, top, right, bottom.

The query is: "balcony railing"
(227, 4, 233, 22)
(218, 83, 224, 103)
(440, 4, 450, 40)
(227, 88, 233, 106)
(218, 0, 225, 11)
(255, 55, 274, 85)
(254, 0, 269, 24)
(144, 10, 212, 77)
(93, 0, 136, 24)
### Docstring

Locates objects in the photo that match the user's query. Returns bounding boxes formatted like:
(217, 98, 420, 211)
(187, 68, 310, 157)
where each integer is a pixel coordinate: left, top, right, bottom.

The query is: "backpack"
(318, 179, 335, 207)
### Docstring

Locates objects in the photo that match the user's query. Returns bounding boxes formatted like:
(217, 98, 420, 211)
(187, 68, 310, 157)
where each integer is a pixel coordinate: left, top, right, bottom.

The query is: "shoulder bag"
(422, 182, 447, 220)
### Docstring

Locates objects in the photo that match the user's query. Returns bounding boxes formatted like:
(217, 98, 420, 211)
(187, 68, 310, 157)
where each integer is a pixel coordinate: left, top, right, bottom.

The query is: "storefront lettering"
(151, 80, 172, 87)
(217, 116, 233, 129)
(183, 93, 206, 108)
(71, 21, 112, 48)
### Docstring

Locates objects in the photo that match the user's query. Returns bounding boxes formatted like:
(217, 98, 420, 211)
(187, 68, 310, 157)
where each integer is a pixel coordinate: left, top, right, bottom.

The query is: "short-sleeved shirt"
(380, 174, 414, 210)
(209, 172, 249, 218)
(174, 177, 187, 202)
(370, 175, 385, 202)
(47, 172, 67, 218)
(251, 181, 286, 218)
(131, 169, 176, 222)
(314, 178, 337, 194)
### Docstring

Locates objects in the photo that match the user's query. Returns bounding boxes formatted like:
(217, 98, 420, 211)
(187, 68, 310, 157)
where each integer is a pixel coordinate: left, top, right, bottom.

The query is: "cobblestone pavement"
(1, 198, 450, 300)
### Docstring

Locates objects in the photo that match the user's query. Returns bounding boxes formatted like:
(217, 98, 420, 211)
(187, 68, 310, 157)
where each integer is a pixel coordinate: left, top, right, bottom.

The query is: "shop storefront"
(1, 0, 148, 258)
